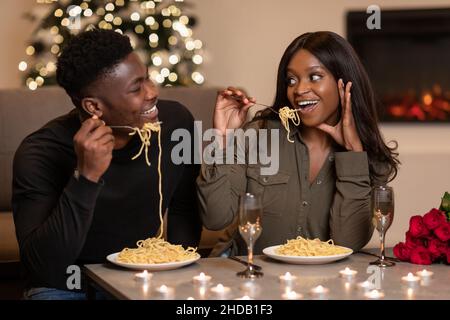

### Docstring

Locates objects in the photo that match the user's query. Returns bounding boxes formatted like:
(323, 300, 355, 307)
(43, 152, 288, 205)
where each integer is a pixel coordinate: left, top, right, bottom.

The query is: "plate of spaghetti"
(263, 237, 353, 264)
(107, 237, 201, 271)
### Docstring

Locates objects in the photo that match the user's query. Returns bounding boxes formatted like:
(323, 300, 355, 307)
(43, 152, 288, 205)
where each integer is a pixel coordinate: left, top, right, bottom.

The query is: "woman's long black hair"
(256, 31, 400, 182)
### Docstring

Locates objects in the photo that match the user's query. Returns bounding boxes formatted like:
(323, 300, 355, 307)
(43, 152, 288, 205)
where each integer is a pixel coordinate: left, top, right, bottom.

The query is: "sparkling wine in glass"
(370, 185, 395, 267)
(237, 193, 263, 278)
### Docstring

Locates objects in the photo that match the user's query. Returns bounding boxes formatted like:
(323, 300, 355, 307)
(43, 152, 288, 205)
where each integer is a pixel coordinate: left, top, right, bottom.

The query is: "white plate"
(106, 252, 201, 271)
(262, 245, 353, 265)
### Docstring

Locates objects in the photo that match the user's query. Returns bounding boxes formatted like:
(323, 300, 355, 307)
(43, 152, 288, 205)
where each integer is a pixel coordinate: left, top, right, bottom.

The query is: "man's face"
(91, 52, 159, 129)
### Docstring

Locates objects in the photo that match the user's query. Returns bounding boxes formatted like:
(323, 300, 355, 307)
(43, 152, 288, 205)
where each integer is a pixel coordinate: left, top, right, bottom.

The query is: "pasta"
(129, 121, 162, 166)
(116, 121, 198, 264)
(278, 107, 301, 143)
(117, 237, 198, 264)
(275, 236, 351, 256)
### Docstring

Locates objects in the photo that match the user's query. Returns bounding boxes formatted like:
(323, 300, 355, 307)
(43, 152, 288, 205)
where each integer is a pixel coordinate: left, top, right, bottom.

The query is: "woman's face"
(286, 49, 340, 127)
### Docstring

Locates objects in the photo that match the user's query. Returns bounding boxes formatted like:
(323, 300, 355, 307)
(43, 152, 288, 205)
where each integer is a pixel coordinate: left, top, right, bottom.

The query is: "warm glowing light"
(423, 94, 432, 106)
(35, 76, 44, 86)
(135, 25, 144, 33)
(185, 40, 195, 51)
(152, 56, 162, 66)
(113, 17, 122, 25)
(168, 73, 178, 82)
(18, 61, 28, 71)
(84, 9, 93, 17)
(61, 18, 70, 27)
(179, 15, 189, 24)
(163, 19, 172, 28)
(104, 13, 114, 22)
(51, 44, 60, 54)
(54, 35, 64, 44)
(149, 33, 159, 43)
(50, 26, 59, 34)
(161, 68, 170, 77)
(105, 3, 115, 11)
(194, 39, 203, 49)
(28, 81, 38, 90)
(26, 46, 35, 56)
(145, 16, 155, 25)
(131, 12, 140, 21)
(168, 36, 178, 45)
(169, 54, 179, 64)
(96, 8, 106, 16)
(192, 54, 203, 64)
(191, 72, 204, 84)
(54, 9, 63, 17)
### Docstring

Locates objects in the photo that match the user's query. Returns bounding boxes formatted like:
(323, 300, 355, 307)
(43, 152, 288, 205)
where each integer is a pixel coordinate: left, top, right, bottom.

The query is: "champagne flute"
(370, 185, 396, 267)
(237, 193, 263, 278)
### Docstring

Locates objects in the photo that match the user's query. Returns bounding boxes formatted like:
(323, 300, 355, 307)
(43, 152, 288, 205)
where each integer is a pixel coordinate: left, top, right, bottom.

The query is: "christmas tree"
(19, 0, 205, 90)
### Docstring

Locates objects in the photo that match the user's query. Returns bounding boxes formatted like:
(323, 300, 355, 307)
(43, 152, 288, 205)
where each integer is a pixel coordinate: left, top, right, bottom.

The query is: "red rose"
(409, 216, 430, 238)
(410, 246, 432, 265)
(405, 231, 423, 248)
(393, 242, 412, 261)
(434, 222, 450, 242)
(446, 248, 450, 264)
(427, 238, 446, 260)
(423, 208, 447, 230)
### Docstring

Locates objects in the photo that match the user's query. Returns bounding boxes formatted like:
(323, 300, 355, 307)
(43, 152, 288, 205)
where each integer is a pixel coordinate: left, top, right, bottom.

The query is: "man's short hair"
(56, 28, 133, 108)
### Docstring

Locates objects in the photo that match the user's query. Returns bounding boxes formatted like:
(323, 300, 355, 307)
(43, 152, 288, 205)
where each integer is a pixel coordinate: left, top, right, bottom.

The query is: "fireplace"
(347, 8, 450, 122)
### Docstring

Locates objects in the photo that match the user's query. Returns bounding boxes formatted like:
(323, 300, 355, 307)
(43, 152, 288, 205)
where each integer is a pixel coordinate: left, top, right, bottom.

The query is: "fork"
(228, 256, 263, 271)
(229, 95, 300, 115)
(109, 121, 163, 130)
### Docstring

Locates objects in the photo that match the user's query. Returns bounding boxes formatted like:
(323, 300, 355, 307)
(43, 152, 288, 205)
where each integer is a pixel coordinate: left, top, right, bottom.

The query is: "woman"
(197, 31, 399, 256)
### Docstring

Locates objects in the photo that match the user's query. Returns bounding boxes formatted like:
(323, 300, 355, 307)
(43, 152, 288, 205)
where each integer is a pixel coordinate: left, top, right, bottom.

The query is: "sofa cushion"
(0, 212, 20, 261)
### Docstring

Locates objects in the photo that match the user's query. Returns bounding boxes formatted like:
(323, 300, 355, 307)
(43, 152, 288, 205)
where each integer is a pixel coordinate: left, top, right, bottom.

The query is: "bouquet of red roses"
(394, 192, 450, 265)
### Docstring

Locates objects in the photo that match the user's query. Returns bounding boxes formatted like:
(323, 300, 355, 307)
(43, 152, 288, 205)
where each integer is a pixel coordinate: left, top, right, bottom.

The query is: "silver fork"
(109, 121, 163, 130)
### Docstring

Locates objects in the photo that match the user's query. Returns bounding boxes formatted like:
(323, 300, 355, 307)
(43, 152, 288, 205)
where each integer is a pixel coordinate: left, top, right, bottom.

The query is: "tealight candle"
(310, 285, 330, 299)
(416, 269, 433, 279)
(210, 284, 231, 299)
(234, 295, 253, 300)
(416, 269, 434, 286)
(364, 289, 385, 299)
(282, 290, 303, 300)
(357, 281, 376, 291)
(240, 281, 261, 298)
(339, 267, 358, 279)
(192, 272, 212, 286)
(279, 272, 297, 285)
(134, 270, 153, 283)
(155, 285, 175, 299)
(401, 272, 420, 287)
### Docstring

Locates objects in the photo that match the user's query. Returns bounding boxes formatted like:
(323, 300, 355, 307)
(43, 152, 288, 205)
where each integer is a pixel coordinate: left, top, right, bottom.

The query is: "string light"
(105, 3, 115, 11)
(84, 9, 93, 17)
(130, 12, 140, 21)
(26, 46, 35, 55)
(18, 61, 28, 71)
(169, 54, 179, 64)
(22, 0, 205, 89)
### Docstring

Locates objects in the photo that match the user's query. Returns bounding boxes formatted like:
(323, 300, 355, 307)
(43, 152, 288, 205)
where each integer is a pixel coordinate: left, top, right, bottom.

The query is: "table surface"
(84, 250, 450, 300)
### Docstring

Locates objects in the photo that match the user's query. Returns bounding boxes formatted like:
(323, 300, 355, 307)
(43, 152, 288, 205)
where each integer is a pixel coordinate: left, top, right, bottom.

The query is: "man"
(12, 29, 201, 299)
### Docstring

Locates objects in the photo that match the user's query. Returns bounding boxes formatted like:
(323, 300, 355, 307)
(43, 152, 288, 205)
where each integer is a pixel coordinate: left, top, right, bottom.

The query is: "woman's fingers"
(343, 81, 353, 126)
(338, 79, 345, 111)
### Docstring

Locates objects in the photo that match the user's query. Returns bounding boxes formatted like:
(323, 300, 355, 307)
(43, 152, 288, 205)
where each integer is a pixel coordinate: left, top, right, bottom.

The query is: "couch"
(0, 86, 225, 286)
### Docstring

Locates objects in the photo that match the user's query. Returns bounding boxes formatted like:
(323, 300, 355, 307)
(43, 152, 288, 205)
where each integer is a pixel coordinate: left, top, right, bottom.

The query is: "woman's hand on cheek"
(316, 79, 363, 152)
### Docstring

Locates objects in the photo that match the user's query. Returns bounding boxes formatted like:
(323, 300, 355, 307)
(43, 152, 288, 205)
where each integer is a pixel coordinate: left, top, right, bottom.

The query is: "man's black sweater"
(12, 100, 201, 290)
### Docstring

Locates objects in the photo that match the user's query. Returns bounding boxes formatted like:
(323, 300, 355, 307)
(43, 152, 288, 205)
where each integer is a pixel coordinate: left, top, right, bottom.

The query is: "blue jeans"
(24, 287, 87, 300)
